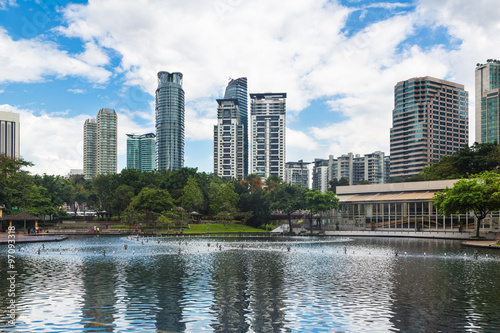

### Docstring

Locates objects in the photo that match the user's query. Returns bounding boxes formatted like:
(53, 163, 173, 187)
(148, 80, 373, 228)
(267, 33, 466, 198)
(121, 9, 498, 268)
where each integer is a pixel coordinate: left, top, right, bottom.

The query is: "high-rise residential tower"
(285, 160, 309, 188)
(390, 76, 469, 178)
(476, 59, 500, 143)
(127, 133, 156, 172)
(250, 93, 286, 180)
(213, 99, 245, 179)
(83, 108, 117, 179)
(0, 111, 20, 158)
(223, 78, 248, 176)
(155, 71, 184, 171)
(83, 118, 97, 179)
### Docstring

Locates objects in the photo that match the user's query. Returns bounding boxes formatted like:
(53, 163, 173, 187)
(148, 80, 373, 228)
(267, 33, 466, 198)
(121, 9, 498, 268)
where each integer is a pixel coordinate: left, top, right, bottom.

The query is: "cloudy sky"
(0, 0, 498, 176)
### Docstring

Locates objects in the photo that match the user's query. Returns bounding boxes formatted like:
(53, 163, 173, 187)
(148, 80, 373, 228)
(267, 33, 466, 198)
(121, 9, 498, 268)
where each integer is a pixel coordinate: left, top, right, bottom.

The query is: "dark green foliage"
(328, 177, 349, 193)
(238, 189, 271, 228)
(433, 171, 500, 237)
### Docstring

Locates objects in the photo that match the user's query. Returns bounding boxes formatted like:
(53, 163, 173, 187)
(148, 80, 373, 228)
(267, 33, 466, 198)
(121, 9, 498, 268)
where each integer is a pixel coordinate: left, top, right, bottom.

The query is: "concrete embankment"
(0, 233, 67, 244)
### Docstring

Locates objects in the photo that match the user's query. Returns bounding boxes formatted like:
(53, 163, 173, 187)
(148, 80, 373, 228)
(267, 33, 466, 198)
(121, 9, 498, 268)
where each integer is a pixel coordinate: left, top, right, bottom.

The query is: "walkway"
(0, 233, 67, 244)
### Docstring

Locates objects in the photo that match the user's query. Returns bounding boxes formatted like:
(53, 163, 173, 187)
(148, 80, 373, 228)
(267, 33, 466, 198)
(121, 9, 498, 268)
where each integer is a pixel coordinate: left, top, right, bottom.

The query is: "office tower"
(224, 77, 248, 176)
(0, 111, 20, 158)
(214, 99, 245, 179)
(155, 71, 184, 171)
(390, 76, 468, 178)
(127, 133, 156, 172)
(476, 59, 500, 143)
(83, 108, 117, 179)
(250, 93, 286, 180)
(285, 160, 309, 188)
(312, 158, 329, 192)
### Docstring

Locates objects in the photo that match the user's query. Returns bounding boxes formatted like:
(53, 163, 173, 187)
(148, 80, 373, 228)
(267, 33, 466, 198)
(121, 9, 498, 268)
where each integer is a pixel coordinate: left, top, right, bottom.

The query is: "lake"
(1, 235, 500, 332)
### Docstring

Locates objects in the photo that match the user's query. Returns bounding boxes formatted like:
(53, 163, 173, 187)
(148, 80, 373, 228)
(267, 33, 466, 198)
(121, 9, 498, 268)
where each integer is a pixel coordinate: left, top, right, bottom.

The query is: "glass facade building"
(476, 60, 500, 143)
(213, 99, 245, 179)
(0, 111, 20, 158)
(155, 71, 184, 171)
(83, 108, 117, 179)
(127, 133, 156, 172)
(224, 78, 248, 176)
(390, 77, 468, 178)
(250, 93, 287, 180)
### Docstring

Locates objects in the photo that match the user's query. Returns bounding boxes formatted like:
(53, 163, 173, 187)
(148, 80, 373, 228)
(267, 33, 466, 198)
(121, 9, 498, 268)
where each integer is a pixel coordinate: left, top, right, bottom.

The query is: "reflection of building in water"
(328, 180, 500, 232)
(210, 253, 250, 332)
(152, 258, 187, 332)
(81, 260, 118, 331)
(209, 251, 288, 332)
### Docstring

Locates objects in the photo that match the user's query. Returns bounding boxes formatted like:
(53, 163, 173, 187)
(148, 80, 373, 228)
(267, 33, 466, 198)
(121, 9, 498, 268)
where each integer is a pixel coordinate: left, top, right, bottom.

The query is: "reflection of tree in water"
(210, 250, 288, 332)
(81, 259, 118, 332)
(389, 254, 500, 332)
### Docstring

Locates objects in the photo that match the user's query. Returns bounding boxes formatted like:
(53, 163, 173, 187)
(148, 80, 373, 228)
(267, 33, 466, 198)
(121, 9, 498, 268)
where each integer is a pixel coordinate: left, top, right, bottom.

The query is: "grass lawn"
(160, 223, 268, 234)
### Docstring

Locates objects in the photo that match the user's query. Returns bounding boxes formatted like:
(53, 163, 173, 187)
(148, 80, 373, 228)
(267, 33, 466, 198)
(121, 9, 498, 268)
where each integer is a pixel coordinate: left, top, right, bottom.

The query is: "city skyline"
(0, 1, 499, 175)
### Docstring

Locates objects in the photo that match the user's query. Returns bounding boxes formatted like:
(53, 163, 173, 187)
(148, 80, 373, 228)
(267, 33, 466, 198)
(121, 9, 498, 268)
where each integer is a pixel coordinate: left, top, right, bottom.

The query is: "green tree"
(112, 184, 135, 219)
(208, 181, 238, 215)
(305, 190, 339, 230)
(328, 177, 349, 194)
(129, 187, 174, 214)
(215, 202, 238, 229)
(268, 183, 306, 234)
(128, 187, 175, 226)
(179, 176, 204, 212)
(238, 189, 271, 228)
(92, 174, 114, 212)
(265, 175, 281, 191)
(433, 171, 500, 238)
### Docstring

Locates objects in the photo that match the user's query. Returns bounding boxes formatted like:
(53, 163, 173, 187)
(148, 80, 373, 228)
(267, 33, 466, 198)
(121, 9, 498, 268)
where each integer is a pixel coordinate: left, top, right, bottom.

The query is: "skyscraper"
(224, 78, 248, 176)
(83, 108, 117, 179)
(390, 76, 469, 178)
(476, 59, 500, 143)
(250, 93, 286, 180)
(83, 118, 97, 179)
(213, 99, 245, 179)
(155, 71, 184, 171)
(0, 111, 20, 158)
(127, 133, 156, 172)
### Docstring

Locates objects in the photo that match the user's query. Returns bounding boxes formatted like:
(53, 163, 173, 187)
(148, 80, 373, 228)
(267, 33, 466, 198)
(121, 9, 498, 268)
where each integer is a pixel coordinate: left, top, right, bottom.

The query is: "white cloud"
(0, 0, 16, 10)
(0, 27, 110, 84)
(4, 0, 500, 175)
(67, 88, 85, 94)
(0, 104, 87, 175)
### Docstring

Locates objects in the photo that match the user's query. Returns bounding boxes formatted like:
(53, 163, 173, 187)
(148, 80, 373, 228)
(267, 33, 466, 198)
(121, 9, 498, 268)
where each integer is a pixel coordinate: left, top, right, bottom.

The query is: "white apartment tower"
(250, 93, 286, 180)
(0, 111, 20, 158)
(214, 99, 245, 179)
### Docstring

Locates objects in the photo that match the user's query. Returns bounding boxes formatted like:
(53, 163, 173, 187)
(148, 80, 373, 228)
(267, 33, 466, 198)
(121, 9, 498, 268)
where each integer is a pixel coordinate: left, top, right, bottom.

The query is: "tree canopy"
(433, 171, 500, 237)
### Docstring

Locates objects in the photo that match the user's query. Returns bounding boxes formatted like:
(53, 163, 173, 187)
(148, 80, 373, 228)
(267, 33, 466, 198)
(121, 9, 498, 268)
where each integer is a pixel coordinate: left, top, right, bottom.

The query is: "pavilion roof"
(2, 211, 39, 221)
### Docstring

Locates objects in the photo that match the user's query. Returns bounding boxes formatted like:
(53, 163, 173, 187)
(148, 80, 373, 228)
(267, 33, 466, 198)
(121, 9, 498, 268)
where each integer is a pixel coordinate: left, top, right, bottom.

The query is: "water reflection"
(1, 236, 500, 332)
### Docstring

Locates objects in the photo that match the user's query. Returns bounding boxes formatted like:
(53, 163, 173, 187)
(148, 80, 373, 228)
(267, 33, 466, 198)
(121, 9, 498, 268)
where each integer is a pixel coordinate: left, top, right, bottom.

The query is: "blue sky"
(0, 0, 498, 175)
